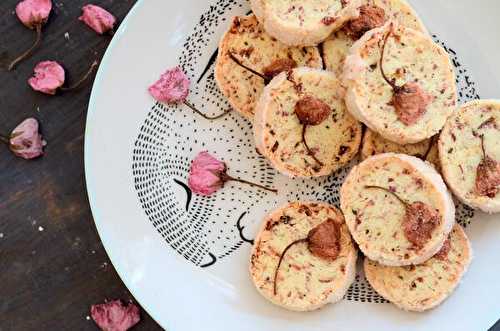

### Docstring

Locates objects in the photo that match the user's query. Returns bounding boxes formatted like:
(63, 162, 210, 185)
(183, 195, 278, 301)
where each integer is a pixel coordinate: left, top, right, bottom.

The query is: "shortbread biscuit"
(250, 202, 357, 311)
(215, 15, 323, 120)
(343, 23, 457, 144)
(361, 129, 431, 161)
(251, 0, 362, 46)
(340, 153, 455, 266)
(439, 99, 500, 213)
(254, 67, 362, 178)
(323, 0, 427, 77)
(365, 224, 472, 312)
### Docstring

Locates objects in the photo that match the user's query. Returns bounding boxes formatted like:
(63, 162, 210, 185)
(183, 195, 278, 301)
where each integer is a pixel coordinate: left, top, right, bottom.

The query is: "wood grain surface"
(0, 1, 498, 330)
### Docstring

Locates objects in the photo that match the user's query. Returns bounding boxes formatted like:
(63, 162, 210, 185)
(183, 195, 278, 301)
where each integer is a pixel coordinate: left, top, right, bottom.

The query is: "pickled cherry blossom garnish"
(8, 0, 52, 70)
(149, 67, 230, 120)
(379, 27, 432, 126)
(0, 118, 46, 160)
(475, 134, 500, 198)
(294, 95, 332, 167)
(273, 219, 341, 295)
(188, 151, 277, 196)
(79, 4, 117, 35)
(90, 300, 140, 331)
(228, 52, 296, 84)
(365, 185, 440, 248)
(28, 60, 98, 95)
(344, 4, 386, 40)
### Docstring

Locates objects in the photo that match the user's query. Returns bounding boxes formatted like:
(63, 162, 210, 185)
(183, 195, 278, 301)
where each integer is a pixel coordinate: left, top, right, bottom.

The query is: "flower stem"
(8, 24, 42, 71)
(228, 52, 269, 83)
(222, 173, 277, 193)
(364, 185, 409, 207)
(302, 125, 324, 167)
(379, 24, 399, 91)
(183, 101, 231, 120)
(60, 61, 99, 92)
(273, 238, 308, 295)
(480, 134, 487, 159)
(0, 134, 9, 145)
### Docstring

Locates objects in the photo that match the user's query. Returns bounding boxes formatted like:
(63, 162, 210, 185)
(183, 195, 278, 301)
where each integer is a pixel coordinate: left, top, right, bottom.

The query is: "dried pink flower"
(149, 66, 190, 104)
(79, 4, 117, 35)
(16, 0, 52, 28)
(28, 60, 99, 95)
(0, 118, 47, 160)
(149, 67, 230, 120)
(188, 151, 277, 196)
(28, 61, 65, 95)
(90, 300, 140, 331)
(8, 0, 52, 70)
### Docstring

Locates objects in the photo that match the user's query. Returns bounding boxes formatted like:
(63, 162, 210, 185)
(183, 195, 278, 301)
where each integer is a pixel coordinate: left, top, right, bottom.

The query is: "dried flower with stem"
(475, 134, 500, 198)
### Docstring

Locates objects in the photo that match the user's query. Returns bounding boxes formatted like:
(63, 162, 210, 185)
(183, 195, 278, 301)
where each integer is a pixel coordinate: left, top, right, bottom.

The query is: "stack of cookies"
(213, 0, 499, 313)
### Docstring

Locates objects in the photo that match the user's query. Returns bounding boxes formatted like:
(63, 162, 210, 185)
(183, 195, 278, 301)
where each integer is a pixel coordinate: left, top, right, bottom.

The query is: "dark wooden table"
(0, 1, 162, 330)
(0, 1, 499, 330)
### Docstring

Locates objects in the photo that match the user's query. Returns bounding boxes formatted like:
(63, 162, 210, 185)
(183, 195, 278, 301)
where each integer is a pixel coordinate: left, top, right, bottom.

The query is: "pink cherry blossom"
(8, 0, 52, 70)
(28, 61, 65, 95)
(188, 151, 226, 196)
(90, 300, 140, 331)
(188, 151, 277, 196)
(8, 118, 46, 160)
(149, 66, 190, 104)
(15, 0, 52, 29)
(79, 4, 117, 35)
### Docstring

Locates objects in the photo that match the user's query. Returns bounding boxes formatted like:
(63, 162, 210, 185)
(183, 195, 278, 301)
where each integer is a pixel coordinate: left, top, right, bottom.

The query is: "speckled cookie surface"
(343, 24, 457, 144)
(439, 100, 500, 213)
(251, 0, 361, 46)
(250, 202, 357, 311)
(340, 153, 455, 266)
(365, 224, 472, 312)
(215, 15, 322, 120)
(323, 0, 427, 77)
(254, 67, 362, 178)
(361, 129, 431, 160)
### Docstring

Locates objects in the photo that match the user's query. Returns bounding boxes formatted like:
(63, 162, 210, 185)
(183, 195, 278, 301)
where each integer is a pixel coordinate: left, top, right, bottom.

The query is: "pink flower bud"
(28, 61, 65, 95)
(9, 118, 46, 160)
(79, 4, 117, 35)
(148, 66, 190, 104)
(90, 300, 140, 331)
(15, 0, 52, 29)
(188, 151, 226, 196)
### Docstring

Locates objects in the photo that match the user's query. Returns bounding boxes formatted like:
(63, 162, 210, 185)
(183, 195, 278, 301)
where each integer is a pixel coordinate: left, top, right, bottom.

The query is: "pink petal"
(188, 151, 226, 196)
(15, 0, 52, 29)
(10, 118, 46, 160)
(90, 300, 140, 331)
(28, 61, 65, 95)
(148, 66, 190, 104)
(79, 4, 116, 35)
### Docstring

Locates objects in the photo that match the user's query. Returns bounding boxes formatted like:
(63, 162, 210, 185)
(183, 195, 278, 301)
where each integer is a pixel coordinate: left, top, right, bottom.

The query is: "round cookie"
(254, 67, 362, 178)
(439, 99, 500, 213)
(343, 23, 457, 144)
(215, 15, 323, 120)
(250, 202, 357, 311)
(340, 153, 455, 266)
(323, 0, 427, 77)
(250, 0, 362, 46)
(361, 129, 431, 161)
(364, 224, 472, 312)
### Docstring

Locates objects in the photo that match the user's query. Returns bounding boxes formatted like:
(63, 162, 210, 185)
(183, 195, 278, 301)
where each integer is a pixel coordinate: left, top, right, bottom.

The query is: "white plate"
(85, 1, 500, 330)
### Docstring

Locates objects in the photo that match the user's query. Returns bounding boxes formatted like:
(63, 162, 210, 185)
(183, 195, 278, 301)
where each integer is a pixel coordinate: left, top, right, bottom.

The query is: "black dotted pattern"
(132, 0, 480, 304)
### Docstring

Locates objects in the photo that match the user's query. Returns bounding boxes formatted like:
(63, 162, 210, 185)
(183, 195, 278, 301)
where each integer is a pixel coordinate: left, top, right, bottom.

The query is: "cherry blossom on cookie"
(28, 61, 65, 95)
(28, 60, 99, 95)
(149, 67, 231, 120)
(0, 118, 47, 160)
(90, 300, 140, 331)
(188, 151, 277, 196)
(79, 4, 117, 35)
(8, 0, 52, 70)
